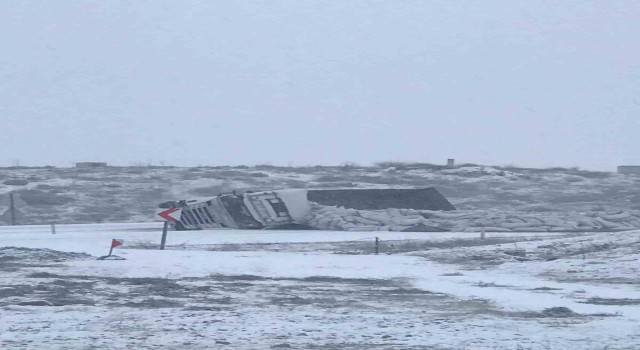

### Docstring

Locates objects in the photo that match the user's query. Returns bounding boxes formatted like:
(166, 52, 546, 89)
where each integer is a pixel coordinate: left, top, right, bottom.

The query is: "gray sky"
(1, 0, 638, 170)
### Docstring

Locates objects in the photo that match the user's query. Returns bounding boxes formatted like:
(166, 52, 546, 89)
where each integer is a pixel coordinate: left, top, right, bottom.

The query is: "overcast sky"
(1, 1, 638, 170)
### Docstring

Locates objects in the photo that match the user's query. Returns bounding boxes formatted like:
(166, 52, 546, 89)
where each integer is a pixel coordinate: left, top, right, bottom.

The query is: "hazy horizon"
(0, 160, 632, 172)
(2, 1, 639, 171)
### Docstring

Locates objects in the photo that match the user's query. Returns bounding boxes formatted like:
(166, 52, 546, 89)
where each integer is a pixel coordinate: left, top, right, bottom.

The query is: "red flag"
(111, 239, 123, 248)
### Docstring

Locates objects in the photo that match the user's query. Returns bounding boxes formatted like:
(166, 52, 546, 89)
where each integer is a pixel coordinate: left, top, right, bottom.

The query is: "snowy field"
(1, 223, 640, 349)
(3, 165, 639, 226)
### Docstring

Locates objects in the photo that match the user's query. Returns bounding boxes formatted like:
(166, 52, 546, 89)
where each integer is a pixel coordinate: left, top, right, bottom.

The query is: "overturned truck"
(158, 188, 456, 231)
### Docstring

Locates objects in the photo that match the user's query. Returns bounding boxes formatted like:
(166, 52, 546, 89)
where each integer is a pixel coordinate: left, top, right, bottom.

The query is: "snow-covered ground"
(1, 223, 639, 349)
(2, 164, 639, 226)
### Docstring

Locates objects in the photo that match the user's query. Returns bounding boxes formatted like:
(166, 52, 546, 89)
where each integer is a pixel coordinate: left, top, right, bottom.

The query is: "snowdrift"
(162, 187, 640, 232)
(302, 204, 640, 232)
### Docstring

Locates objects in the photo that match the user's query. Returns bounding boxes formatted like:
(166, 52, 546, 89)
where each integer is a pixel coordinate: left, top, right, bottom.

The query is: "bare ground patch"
(579, 297, 640, 306)
(6, 265, 496, 322)
(495, 306, 618, 320)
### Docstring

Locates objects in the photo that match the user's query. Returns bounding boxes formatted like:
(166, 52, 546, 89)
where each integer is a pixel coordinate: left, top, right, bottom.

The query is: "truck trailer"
(158, 188, 455, 231)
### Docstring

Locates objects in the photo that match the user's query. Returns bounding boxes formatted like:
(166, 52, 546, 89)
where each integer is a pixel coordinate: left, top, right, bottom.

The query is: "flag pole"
(97, 239, 125, 260)
(108, 240, 116, 257)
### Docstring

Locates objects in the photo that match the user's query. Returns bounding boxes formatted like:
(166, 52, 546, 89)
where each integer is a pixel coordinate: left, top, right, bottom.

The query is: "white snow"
(1, 223, 639, 349)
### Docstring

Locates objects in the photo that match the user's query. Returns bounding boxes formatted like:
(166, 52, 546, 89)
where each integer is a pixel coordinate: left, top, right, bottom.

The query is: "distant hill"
(0, 164, 637, 225)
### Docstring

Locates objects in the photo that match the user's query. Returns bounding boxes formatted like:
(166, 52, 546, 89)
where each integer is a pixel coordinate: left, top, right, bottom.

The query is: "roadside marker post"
(156, 208, 182, 250)
(0, 193, 26, 225)
(375, 237, 379, 255)
(160, 221, 169, 250)
(51, 223, 56, 235)
(9, 193, 16, 226)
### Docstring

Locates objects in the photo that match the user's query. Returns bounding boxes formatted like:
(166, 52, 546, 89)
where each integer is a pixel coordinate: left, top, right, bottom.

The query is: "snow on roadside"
(0, 222, 563, 253)
(41, 246, 640, 317)
(4, 224, 638, 317)
(2, 223, 640, 349)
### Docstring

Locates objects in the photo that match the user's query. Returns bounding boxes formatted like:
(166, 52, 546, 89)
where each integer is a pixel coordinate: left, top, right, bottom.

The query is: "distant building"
(617, 166, 640, 175)
(75, 162, 108, 169)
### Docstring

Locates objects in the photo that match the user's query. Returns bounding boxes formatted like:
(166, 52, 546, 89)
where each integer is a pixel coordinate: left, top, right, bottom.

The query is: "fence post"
(51, 223, 56, 235)
(375, 237, 379, 255)
(9, 193, 16, 226)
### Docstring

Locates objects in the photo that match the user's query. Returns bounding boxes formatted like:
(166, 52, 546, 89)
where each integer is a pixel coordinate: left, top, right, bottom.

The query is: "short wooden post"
(160, 221, 169, 250)
(51, 223, 56, 235)
(9, 193, 16, 226)
(480, 227, 486, 240)
(375, 237, 379, 255)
